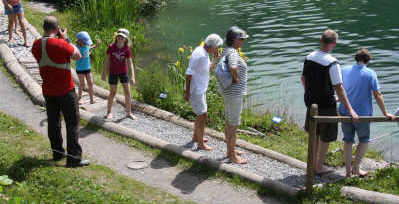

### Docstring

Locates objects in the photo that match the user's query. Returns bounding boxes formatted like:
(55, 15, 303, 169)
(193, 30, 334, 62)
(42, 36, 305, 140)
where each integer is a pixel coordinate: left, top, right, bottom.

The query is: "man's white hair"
(204, 34, 223, 48)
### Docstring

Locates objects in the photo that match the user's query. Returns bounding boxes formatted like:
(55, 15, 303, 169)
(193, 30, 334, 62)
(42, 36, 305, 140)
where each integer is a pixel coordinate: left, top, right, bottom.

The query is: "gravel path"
(0, 2, 333, 189)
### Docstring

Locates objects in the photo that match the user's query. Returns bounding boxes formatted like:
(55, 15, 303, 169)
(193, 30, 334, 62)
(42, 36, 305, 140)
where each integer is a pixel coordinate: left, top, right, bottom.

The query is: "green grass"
(300, 165, 399, 204)
(0, 112, 195, 203)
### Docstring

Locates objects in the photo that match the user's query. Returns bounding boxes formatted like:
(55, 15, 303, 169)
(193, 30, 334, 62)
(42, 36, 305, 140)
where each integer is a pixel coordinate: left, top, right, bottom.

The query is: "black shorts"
(109, 73, 129, 85)
(304, 107, 338, 142)
(76, 70, 91, 75)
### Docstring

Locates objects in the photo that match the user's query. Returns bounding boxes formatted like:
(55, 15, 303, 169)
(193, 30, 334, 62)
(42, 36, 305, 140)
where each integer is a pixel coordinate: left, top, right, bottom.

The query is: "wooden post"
(306, 104, 318, 194)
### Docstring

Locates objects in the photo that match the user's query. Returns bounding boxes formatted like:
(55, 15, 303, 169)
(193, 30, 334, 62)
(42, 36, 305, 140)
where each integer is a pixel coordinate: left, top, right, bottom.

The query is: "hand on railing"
(385, 113, 396, 121)
(349, 110, 359, 122)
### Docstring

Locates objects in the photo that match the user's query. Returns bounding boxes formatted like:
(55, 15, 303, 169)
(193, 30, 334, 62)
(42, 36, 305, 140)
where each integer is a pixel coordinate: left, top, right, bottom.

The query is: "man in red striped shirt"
(31, 16, 89, 168)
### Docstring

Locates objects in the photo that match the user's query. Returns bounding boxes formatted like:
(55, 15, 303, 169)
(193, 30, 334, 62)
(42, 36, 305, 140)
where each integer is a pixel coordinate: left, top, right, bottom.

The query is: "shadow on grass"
(150, 149, 179, 169)
(4, 156, 51, 182)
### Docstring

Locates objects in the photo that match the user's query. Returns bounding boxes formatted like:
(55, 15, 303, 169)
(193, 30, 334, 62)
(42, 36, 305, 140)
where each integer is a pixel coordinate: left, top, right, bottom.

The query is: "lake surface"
(147, 0, 399, 161)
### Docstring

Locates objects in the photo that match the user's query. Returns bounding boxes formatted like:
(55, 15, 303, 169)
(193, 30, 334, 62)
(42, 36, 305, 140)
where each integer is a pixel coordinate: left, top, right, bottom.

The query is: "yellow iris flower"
(238, 48, 249, 62)
(175, 60, 181, 67)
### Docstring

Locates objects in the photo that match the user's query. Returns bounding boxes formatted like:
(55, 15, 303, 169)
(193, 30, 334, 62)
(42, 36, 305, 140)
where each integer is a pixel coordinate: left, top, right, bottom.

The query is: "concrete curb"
(341, 186, 399, 204)
(0, 43, 300, 197)
(20, 8, 307, 171)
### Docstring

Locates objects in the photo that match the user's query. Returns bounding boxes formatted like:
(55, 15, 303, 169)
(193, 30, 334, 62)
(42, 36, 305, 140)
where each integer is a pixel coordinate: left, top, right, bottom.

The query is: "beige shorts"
(224, 95, 243, 126)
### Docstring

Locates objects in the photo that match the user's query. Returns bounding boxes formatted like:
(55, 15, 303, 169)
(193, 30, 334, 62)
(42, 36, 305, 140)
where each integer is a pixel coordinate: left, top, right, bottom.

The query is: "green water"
(147, 0, 399, 161)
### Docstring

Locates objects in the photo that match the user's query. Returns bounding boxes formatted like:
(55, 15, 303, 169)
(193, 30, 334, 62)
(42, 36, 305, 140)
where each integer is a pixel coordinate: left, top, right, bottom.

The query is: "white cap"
(204, 34, 223, 48)
(117, 28, 130, 41)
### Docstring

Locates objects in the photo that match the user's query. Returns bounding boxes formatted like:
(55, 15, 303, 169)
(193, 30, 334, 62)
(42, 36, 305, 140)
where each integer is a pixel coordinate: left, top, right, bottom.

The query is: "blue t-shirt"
(339, 64, 380, 116)
(75, 45, 90, 71)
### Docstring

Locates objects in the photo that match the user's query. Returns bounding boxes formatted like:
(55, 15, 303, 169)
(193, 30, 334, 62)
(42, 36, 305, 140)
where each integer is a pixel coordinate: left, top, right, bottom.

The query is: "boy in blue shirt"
(75, 31, 98, 104)
(339, 48, 395, 177)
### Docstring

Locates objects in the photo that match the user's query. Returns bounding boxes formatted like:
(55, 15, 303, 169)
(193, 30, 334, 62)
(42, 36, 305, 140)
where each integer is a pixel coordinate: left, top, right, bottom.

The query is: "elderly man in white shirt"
(185, 34, 223, 150)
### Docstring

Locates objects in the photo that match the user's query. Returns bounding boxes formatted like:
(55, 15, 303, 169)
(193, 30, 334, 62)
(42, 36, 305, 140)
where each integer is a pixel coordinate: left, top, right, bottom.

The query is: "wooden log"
(0, 44, 45, 106)
(314, 116, 399, 123)
(341, 186, 399, 204)
(237, 128, 264, 136)
(306, 104, 318, 194)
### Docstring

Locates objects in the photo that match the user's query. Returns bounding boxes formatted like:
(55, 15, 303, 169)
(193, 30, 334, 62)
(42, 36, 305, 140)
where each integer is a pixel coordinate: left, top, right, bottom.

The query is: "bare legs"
(16, 13, 28, 46)
(77, 74, 85, 104)
(315, 138, 333, 174)
(77, 73, 95, 104)
(8, 13, 28, 46)
(225, 123, 247, 164)
(106, 82, 135, 120)
(13, 15, 20, 37)
(122, 83, 135, 119)
(86, 73, 95, 104)
(192, 113, 211, 150)
(7, 14, 16, 43)
(344, 142, 368, 177)
(106, 85, 117, 119)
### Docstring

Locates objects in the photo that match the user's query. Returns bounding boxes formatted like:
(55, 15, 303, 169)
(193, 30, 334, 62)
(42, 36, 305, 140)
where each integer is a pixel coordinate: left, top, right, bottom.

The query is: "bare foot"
(15, 30, 21, 37)
(314, 167, 334, 175)
(192, 138, 209, 143)
(105, 113, 112, 119)
(345, 171, 352, 178)
(90, 100, 95, 104)
(229, 155, 247, 164)
(24, 42, 29, 47)
(126, 113, 136, 120)
(78, 98, 83, 105)
(352, 169, 368, 178)
(225, 150, 244, 158)
(198, 143, 212, 151)
(235, 150, 244, 155)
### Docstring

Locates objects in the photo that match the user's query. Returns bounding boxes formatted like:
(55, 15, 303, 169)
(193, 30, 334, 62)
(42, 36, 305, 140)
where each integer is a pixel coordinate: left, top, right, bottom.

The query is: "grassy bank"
(22, 0, 381, 168)
(0, 112, 194, 203)
(300, 165, 399, 203)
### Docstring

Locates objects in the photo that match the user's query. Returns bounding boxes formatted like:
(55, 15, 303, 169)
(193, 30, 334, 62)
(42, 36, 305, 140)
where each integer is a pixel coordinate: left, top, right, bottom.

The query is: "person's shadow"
(150, 149, 179, 169)
(5, 156, 51, 182)
(171, 160, 218, 195)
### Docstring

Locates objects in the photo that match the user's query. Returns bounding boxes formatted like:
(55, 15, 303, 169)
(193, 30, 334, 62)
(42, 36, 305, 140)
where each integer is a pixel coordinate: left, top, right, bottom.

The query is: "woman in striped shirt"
(222, 26, 249, 164)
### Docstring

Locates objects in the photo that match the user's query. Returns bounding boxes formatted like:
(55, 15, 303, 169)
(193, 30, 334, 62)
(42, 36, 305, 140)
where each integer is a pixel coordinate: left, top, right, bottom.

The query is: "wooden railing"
(305, 104, 399, 194)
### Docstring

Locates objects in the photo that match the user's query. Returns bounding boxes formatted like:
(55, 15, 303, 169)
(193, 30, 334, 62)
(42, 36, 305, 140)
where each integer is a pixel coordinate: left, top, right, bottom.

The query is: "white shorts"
(190, 93, 207, 115)
(224, 95, 243, 126)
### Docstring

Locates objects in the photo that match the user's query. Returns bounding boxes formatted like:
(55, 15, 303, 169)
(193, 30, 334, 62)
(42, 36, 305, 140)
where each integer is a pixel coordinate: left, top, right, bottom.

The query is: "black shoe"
(66, 160, 90, 168)
(53, 155, 65, 162)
